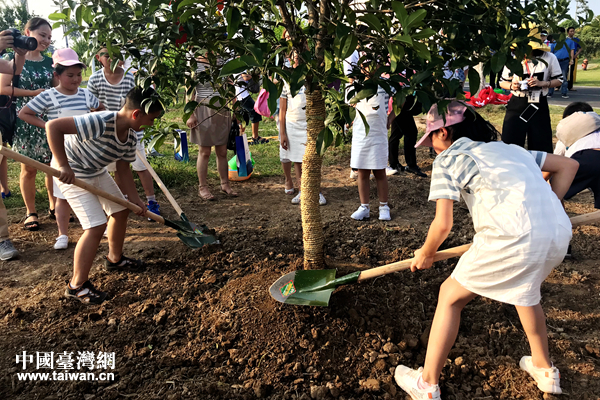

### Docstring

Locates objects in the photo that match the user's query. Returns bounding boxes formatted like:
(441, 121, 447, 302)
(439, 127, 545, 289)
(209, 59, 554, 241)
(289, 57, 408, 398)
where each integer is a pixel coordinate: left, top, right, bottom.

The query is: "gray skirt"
(189, 104, 232, 147)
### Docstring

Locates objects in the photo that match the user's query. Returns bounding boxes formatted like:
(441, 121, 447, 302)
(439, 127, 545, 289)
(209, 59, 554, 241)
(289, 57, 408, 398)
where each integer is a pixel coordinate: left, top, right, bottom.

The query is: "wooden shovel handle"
(0, 145, 166, 224)
(357, 210, 600, 282)
(136, 149, 184, 216)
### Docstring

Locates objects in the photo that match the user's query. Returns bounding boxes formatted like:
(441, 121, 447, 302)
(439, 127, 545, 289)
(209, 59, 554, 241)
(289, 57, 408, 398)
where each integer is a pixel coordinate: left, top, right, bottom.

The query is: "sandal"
(249, 136, 269, 145)
(49, 209, 76, 222)
(220, 183, 238, 197)
(104, 254, 144, 271)
(199, 185, 215, 201)
(23, 213, 40, 231)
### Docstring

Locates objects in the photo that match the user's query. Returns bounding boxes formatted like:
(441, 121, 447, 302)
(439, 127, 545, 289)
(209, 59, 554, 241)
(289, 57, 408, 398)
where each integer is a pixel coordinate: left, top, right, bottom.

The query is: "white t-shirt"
(554, 130, 600, 158)
(500, 52, 563, 97)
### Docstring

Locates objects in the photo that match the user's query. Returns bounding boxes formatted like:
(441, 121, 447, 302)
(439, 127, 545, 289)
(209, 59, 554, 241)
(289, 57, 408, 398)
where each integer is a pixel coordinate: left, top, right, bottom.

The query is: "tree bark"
(301, 89, 326, 269)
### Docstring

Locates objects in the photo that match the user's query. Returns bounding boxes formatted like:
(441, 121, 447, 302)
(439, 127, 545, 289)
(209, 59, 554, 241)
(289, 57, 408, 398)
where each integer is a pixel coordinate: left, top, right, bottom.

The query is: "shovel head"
(270, 269, 353, 306)
(177, 232, 220, 248)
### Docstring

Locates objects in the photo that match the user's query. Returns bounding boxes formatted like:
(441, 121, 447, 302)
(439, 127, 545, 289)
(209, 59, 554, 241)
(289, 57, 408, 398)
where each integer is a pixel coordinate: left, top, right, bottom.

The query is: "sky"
(24, 0, 600, 50)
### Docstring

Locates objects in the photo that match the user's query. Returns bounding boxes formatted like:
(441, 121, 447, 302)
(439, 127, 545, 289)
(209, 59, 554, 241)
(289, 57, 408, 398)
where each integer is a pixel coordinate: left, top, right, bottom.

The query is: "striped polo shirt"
(429, 138, 546, 202)
(25, 88, 99, 121)
(87, 68, 135, 111)
(68, 111, 137, 178)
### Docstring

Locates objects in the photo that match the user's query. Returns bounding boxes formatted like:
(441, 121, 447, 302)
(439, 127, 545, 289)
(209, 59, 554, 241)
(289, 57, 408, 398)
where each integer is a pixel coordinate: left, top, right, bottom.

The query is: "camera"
(6, 28, 37, 51)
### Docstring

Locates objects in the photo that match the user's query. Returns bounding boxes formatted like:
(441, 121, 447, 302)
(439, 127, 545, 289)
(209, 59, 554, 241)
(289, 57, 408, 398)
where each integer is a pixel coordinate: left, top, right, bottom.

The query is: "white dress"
(350, 87, 389, 170)
(435, 139, 572, 306)
(279, 84, 307, 163)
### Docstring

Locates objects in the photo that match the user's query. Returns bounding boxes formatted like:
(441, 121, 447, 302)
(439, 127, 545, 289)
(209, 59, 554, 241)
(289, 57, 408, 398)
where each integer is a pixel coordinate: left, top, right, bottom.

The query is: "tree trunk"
(301, 89, 326, 269)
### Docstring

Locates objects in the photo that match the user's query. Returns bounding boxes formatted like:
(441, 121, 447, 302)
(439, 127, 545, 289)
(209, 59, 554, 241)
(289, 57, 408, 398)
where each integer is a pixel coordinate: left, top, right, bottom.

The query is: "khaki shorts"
(55, 170, 127, 230)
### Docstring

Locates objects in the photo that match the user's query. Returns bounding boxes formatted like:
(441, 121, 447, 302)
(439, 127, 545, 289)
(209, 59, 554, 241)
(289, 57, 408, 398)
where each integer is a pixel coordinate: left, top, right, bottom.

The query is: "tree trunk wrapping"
(302, 89, 325, 269)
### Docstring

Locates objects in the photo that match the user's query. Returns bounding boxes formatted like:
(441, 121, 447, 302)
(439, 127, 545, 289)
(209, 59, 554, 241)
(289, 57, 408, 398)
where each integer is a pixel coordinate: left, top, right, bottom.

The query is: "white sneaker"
(519, 356, 562, 394)
(54, 235, 69, 250)
(394, 365, 441, 400)
(292, 191, 301, 204)
(379, 205, 391, 220)
(386, 166, 398, 176)
(319, 193, 327, 206)
(349, 170, 358, 179)
(351, 205, 370, 220)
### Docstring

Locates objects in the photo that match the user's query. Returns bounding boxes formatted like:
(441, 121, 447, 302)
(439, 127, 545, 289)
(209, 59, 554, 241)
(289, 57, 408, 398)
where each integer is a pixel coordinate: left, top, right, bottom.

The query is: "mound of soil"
(1, 149, 599, 399)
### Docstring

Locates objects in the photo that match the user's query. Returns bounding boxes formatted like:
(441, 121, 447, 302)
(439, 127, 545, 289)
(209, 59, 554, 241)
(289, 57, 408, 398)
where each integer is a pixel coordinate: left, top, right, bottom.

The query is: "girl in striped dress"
(19, 49, 101, 250)
(394, 101, 578, 399)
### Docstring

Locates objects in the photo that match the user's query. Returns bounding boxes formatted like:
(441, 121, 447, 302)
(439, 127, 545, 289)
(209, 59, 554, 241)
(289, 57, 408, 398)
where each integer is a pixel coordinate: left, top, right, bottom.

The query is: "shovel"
(0, 146, 218, 248)
(136, 149, 209, 235)
(270, 210, 600, 306)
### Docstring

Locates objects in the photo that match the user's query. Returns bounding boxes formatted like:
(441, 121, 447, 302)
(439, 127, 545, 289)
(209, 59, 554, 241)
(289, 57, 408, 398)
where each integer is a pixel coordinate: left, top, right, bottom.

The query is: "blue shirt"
(552, 39, 574, 60)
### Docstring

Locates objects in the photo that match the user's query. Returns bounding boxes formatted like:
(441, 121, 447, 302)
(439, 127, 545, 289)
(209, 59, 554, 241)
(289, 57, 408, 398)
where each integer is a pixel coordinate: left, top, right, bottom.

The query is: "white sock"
(146, 195, 156, 203)
(361, 204, 370, 210)
(417, 375, 434, 390)
(380, 202, 388, 207)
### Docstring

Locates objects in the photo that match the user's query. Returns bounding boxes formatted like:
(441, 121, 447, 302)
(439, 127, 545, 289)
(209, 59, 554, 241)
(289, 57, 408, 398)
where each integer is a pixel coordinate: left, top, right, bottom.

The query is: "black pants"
(389, 96, 419, 169)
(568, 60, 576, 90)
(501, 96, 553, 153)
(565, 149, 600, 208)
(488, 70, 501, 89)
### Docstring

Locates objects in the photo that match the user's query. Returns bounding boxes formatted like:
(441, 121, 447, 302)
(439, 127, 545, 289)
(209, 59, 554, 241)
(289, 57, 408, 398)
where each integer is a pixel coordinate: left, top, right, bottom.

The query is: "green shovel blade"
(177, 232, 220, 248)
(269, 270, 361, 306)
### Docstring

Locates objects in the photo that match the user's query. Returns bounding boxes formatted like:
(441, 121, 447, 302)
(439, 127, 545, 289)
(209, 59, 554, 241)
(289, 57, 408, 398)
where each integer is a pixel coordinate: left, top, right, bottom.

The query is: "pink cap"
(52, 48, 86, 68)
(415, 101, 468, 148)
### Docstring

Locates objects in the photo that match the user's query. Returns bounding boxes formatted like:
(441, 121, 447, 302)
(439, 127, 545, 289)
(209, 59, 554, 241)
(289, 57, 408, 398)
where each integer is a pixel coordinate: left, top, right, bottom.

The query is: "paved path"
(547, 86, 600, 109)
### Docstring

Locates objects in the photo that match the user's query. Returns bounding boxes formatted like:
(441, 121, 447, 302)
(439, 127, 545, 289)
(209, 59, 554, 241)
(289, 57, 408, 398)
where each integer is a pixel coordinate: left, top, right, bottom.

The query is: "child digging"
(46, 87, 163, 304)
(19, 48, 103, 250)
(88, 46, 161, 220)
(395, 101, 578, 399)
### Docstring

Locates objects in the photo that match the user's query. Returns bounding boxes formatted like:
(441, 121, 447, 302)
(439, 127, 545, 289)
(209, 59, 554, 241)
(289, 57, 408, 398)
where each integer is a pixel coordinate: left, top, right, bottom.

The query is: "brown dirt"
(1, 149, 599, 400)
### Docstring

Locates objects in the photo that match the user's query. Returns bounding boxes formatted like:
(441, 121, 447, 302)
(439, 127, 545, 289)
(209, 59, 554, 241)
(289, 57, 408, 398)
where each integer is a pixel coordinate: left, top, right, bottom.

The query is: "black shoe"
(405, 165, 427, 177)
(65, 280, 107, 305)
(564, 244, 572, 260)
(249, 136, 269, 145)
(104, 255, 144, 271)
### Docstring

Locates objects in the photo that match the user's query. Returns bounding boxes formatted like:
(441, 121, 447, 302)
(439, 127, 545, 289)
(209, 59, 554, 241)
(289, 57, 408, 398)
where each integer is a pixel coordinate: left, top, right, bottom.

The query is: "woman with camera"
(0, 30, 27, 260)
(499, 35, 563, 153)
(1, 18, 57, 231)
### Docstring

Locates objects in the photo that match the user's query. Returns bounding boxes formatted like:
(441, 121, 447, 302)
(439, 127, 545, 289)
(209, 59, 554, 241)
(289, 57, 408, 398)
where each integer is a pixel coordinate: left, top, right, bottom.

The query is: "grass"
(1, 100, 573, 218)
(569, 57, 600, 87)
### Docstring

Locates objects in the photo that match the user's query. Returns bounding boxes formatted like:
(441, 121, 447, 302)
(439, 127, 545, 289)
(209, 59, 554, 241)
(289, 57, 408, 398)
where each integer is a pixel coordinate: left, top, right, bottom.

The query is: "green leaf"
(387, 43, 405, 73)
(358, 15, 382, 33)
(491, 52, 507, 73)
(412, 42, 431, 61)
(289, 66, 307, 98)
(247, 44, 264, 64)
(394, 35, 412, 46)
(226, 7, 242, 39)
(239, 55, 260, 67)
(410, 28, 436, 40)
(405, 9, 427, 31)
(184, 101, 198, 115)
(219, 58, 248, 77)
(48, 12, 67, 21)
(339, 34, 358, 61)
(177, 0, 200, 11)
(83, 7, 93, 25)
(324, 50, 334, 72)
(357, 109, 370, 136)
(180, 8, 201, 23)
(75, 6, 83, 27)
(391, 1, 408, 26)
(467, 68, 480, 95)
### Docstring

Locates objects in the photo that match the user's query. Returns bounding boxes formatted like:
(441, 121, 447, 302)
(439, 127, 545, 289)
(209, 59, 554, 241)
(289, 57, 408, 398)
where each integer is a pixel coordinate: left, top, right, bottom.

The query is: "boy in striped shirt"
(46, 87, 164, 305)
(88, 46, 161, 220)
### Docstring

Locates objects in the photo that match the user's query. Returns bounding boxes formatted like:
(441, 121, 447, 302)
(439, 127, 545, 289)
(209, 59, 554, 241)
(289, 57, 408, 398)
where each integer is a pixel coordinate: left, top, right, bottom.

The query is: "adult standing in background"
(499, 34, 563, 153)
(0, 18, 56, 231)
(567, 27, 581, 91)
(387, 95, 426, 177)
(0, 30, 28, 259)
(186, 57, 237, 200)
(548, 28, 573, 99)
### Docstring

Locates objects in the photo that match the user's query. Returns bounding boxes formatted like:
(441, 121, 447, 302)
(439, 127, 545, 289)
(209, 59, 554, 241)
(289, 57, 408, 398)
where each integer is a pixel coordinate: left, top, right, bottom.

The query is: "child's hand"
(131, 197, 147, 217)
(280, 133, 289, 150)
(410, 248, 434, 272)
(58, 166, 75, 184)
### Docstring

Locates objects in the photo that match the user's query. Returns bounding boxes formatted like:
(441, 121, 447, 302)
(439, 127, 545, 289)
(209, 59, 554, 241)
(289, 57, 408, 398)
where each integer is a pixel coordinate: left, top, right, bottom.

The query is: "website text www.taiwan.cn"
(15, 351, 116, 382)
